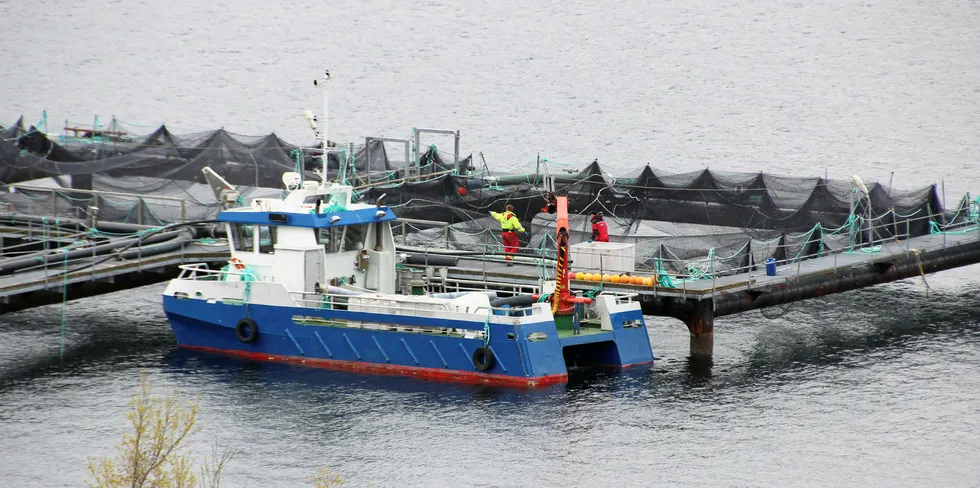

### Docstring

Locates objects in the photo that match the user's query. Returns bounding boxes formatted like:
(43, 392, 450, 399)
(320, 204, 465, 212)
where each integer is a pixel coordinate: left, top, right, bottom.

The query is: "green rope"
(483, 313, 491, 346)
(654, 257, 676, 288)
(584, 282, 604, 298)
(241, 265, 257, 303)
(321, 203, 347, 213)
(929, 219, 979, 236)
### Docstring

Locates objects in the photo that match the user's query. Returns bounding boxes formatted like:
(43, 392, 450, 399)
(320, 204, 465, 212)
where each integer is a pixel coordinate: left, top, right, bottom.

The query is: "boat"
(160, 74, 653, 387)
(161, 169, 655, 387)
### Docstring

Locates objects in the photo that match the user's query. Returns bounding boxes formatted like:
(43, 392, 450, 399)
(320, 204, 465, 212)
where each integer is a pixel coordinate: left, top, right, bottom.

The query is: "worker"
(489, 204, 527, 265)
(590, 212, 609, 243)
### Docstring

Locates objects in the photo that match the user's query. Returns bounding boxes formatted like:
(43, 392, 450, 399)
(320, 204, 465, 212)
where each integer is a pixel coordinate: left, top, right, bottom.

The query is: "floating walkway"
(400, 226, 980, 357)
(1, 208, 978, 358)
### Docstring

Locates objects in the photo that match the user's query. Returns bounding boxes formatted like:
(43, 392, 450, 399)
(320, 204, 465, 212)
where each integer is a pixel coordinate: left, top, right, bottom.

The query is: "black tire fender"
(235, 318, 259, 344)
(472, 346, 494, 372)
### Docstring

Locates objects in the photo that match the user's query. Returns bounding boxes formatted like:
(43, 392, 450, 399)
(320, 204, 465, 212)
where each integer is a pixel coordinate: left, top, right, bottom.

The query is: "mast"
(317, 70, 331, 184)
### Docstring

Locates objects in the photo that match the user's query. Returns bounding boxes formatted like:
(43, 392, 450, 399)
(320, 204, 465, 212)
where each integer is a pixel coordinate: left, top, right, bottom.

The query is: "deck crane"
(542, 183, 592, 329)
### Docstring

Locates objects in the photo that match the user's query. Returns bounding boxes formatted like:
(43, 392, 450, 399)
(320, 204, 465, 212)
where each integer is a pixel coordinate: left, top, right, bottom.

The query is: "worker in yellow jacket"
(489, 204, 527, 264)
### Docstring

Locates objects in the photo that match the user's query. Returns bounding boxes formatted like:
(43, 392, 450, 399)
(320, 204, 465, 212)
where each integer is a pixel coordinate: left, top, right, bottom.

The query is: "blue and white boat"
(161, 176, 654, 387)
(161, 74, 653, 386)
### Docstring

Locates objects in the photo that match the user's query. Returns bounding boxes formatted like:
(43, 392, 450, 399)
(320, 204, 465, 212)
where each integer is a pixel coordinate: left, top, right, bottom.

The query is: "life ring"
(472, 346, 494, 372)
(235, 318, 259, 344)
(229, 257, 246, 270)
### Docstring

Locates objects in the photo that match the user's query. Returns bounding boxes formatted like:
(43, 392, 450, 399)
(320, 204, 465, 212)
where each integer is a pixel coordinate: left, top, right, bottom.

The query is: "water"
(1, 0, 979, 486)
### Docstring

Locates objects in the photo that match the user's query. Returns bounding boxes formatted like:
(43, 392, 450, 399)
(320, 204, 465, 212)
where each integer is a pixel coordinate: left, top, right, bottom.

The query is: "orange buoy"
(591, 273, 602, 282)
(609, 274, 620, 284)
(575, 272, 586, 281)
(582, 272, 593, 281)
(642, 277, 654, 286)
(620, 274, 631, 283)
(602, 274, 611, 282)
(629, 275, 641, 285)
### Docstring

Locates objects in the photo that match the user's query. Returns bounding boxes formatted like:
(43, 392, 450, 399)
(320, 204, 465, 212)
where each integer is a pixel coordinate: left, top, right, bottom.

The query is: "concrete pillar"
(686, 298, 714, 358)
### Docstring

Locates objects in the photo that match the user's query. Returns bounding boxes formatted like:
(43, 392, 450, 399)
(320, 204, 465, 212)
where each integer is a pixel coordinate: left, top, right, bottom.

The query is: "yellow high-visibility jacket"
(490, 211, 525, 232)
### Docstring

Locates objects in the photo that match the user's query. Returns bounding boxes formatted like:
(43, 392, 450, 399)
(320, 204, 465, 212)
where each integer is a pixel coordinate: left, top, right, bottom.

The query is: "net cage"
(2, 116, 974, 283)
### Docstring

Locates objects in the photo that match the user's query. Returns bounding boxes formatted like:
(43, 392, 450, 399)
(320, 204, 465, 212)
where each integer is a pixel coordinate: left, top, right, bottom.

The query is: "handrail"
(9, 184, 187, 203)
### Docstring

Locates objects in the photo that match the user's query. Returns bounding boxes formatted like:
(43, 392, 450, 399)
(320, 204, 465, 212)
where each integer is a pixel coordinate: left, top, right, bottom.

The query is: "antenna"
(312, 70, 332, 184)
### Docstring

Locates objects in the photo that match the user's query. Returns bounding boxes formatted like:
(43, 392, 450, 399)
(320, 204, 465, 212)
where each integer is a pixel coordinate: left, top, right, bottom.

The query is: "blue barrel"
(765, 258, 777, 276)
(493, 304, 511, 316)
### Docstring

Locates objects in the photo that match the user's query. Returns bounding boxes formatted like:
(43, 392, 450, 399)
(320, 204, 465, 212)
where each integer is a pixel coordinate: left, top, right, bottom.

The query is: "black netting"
(2, 118, 971, 281)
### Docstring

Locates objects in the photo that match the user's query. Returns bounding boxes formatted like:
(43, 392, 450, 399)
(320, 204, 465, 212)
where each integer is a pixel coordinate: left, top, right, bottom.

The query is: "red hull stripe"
(180, 345, 569, 388)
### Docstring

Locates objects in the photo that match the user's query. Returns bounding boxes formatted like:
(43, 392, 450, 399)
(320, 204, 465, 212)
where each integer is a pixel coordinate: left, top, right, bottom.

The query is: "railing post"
(454, 130, 460, 166)
(710, 250, 716, 295)
(942, 179, 948, 250)
(906, 219, 911, 253)
(891, 207, 897, 241)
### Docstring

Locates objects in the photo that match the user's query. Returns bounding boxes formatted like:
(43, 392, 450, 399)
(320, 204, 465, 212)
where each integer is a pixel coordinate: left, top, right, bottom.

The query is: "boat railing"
(289, 292, 453, 314)
(427, 276, 541, 296)
(596, 291, 639, 305)
(176, 263, 253, 281)
(289, 291, 547, 321)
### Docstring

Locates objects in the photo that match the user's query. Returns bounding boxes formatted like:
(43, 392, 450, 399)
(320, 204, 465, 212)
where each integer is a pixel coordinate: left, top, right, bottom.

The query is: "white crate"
(569, 242, 635, 274)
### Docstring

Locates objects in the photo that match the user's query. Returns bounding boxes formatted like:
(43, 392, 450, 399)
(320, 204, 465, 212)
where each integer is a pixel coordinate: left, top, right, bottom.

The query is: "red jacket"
(591, 220, 609, 242)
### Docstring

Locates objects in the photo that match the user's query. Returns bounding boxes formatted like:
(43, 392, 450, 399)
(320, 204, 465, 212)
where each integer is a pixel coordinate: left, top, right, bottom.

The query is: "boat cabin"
(217, 183, 397, 294)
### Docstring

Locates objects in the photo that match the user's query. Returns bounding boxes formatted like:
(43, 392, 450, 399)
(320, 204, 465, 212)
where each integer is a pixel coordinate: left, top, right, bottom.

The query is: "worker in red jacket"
(590, 212, 609, 242)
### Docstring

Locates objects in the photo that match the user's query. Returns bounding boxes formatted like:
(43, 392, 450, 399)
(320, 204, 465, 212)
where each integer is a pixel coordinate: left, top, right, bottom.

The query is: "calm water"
(1, 0, 979, 486)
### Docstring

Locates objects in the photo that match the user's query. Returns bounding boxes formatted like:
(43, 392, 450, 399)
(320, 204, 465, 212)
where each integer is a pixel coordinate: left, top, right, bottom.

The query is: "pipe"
(114, 231, 194, 260)
(404, 254, 458, 267)
(428, 290, 499, 300)
(396, 244, 481, 256)
(59, 220, 217, 275)
(396, 245, 557, 263)
(490, 295, 536, 308)
(324, 285, 364, 296)
(0, 230, 187, 275)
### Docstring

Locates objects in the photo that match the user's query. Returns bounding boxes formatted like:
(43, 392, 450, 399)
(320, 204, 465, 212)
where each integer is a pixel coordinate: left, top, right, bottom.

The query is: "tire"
(472, 346, 494, 372)
(235, 318, 259, 344)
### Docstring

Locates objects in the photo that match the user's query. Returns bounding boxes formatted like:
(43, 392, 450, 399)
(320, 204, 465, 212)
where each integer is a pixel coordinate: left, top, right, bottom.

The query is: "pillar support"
(686, 298, 714, 358)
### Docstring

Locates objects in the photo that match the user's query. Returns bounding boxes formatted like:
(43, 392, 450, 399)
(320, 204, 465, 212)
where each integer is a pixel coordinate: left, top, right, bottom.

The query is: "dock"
(2, 183, 978, 359)
(409, 226, 980, 357)
(2, 119, 978, 360)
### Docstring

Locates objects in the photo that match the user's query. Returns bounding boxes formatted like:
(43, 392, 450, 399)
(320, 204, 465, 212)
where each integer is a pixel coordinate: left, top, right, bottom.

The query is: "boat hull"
(163, 296, 572, 387)
(162, 294, 653, 388)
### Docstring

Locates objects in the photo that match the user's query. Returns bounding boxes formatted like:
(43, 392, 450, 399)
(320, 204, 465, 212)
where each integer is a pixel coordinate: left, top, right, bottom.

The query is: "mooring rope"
(910, 248, 931, 296)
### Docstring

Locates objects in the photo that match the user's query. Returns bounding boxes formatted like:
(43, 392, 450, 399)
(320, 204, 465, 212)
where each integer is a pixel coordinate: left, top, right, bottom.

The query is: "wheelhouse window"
(343, 224, 366, 251)
(316, 224, 367, 253)
(232, 224, 255, 252)
(258, 225, 277, 254)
